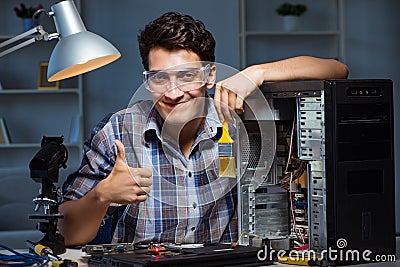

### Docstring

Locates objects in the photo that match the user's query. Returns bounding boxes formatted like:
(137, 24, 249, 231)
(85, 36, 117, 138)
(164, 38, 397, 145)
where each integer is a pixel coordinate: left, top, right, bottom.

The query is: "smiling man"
(58, 12, 348, 246)
(146, 58, 216, 159)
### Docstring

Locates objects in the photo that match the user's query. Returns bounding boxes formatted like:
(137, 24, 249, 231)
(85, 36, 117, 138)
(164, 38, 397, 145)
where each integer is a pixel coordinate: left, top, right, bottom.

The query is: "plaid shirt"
(62, 98, 238, 244)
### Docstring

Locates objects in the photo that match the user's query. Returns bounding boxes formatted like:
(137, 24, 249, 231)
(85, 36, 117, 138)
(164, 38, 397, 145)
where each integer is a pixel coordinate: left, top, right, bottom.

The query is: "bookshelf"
(239, 0, 345, 68)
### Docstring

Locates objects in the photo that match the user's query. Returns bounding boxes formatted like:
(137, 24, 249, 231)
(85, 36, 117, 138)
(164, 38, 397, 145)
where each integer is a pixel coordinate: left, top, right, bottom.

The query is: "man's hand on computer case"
(214, 65, 263, 123)
(93, 140, 152, 205)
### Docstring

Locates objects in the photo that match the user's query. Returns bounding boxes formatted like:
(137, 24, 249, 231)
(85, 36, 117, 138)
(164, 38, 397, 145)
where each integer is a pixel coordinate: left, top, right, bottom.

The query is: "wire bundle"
(0, 244, 50, 267)
(279, 160, 307, 190)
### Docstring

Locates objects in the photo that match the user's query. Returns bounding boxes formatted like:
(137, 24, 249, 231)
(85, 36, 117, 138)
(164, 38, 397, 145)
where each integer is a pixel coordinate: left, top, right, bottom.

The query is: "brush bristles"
(219, 156, 236, 178)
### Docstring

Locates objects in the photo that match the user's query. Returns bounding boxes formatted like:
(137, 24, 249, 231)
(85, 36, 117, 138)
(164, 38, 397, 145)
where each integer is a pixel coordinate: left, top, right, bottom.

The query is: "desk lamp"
(0, 0, 121, 81)
(0, 0, 121, 256)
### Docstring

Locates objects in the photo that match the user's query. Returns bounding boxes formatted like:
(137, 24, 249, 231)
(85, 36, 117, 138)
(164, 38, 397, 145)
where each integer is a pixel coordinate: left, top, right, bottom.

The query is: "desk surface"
(3, 241, 399, 267)
(61, 247, 400, 267)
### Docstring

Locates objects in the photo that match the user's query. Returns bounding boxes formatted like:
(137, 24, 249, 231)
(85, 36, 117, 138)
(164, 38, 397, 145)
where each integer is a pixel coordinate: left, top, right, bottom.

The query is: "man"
(59, 12, 348, 246)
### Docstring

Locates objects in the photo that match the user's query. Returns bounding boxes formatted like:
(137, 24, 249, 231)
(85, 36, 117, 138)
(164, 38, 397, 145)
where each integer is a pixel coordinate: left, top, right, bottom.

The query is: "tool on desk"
(278, 255, 310, 266)
(0, 243, 49, 266)
(51, 258, 79, 267)
(218, 121, 236, 178)
(26, 239, 61, 261)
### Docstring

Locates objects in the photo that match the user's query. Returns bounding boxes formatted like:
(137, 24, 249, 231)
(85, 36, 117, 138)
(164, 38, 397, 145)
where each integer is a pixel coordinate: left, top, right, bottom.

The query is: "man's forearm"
(257, 55, 349, 83)
(58, 188, 110, 246)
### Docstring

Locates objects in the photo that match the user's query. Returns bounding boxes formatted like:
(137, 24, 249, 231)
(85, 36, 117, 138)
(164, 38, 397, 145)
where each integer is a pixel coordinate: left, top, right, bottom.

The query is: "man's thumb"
(114, 139, 126, 162)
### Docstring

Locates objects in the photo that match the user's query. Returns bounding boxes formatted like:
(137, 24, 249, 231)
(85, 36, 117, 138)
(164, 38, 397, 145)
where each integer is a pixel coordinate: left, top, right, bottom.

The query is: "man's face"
(147, 47, 214, 126)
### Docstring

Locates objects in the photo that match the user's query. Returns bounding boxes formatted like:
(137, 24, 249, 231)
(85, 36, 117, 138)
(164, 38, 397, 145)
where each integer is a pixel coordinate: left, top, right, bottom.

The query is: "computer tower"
(238, 79, 396, 264)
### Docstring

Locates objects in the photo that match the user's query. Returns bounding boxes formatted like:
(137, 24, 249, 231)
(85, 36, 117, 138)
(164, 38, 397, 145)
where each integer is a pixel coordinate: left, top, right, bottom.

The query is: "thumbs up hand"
(94, 140, 152, 205)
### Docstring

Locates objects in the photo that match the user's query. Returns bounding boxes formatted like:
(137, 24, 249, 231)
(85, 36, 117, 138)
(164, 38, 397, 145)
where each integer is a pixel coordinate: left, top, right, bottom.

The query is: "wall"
(343, 0, 400, 234)
(79, 0, 400, 233)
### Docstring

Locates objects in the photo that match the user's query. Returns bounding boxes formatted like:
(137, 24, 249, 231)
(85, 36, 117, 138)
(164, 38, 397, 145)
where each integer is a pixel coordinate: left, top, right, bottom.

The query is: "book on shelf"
(0, 117, 11, 144)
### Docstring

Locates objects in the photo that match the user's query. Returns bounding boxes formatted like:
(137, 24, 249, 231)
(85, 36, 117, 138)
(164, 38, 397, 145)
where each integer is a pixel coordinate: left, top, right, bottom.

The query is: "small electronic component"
(147, 243, 166, 255)
(82, 243, 135, 255)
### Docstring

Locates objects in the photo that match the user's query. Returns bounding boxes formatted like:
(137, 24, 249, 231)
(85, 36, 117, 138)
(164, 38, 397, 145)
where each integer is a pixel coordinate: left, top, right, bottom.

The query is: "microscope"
(29, 136, 68, 255)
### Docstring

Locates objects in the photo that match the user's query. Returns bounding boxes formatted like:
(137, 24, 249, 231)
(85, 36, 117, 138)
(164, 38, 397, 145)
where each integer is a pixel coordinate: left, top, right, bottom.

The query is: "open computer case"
(238, 79, 396, 264)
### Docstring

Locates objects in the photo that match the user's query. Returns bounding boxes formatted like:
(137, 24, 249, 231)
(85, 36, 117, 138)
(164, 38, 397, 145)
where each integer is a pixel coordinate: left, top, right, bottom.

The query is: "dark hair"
(138, 12, 216, 70)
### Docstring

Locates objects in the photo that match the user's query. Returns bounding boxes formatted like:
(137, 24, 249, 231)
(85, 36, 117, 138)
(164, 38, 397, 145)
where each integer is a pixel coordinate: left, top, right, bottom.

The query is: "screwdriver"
(26, 240, 61, 261)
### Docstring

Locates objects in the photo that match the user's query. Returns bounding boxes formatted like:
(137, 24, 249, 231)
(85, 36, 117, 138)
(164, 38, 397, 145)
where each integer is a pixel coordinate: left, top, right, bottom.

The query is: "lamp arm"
(32, 8, 53, 19)
(0, 25, 57, 58)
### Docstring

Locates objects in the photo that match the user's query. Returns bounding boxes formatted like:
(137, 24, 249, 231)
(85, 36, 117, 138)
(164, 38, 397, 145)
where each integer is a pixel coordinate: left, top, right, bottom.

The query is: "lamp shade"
(47, 0, 120, 82)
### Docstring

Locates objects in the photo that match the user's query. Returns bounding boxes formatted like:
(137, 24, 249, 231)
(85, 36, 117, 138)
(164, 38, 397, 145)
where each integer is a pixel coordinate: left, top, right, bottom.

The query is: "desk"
(60, 246, 400, 267)
(3, 240, 400, 267)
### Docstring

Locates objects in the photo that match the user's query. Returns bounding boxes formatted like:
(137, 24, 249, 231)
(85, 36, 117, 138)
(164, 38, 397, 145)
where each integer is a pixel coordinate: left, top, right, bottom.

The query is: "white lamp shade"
(47, 31, 121, 82)
(46, 0, 121, 82)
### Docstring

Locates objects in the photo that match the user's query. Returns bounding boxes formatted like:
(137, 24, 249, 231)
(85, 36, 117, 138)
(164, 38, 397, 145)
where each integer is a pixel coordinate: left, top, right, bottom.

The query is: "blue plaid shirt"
(62, 98, 238, 244)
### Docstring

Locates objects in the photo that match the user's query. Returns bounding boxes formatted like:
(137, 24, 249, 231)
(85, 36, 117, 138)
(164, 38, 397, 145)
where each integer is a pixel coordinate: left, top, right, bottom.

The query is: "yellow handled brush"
(218, 121, 236, 178)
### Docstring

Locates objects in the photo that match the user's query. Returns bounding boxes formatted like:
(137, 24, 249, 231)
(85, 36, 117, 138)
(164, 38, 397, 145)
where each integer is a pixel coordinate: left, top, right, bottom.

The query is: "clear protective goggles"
(143, 64, 211, 93)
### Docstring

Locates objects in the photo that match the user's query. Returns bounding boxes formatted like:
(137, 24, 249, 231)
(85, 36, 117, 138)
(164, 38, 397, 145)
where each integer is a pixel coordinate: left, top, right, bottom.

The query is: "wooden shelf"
(0, 143, 81, 149)
(0, 88, 80, 94)
(244, 30, 341, 37)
